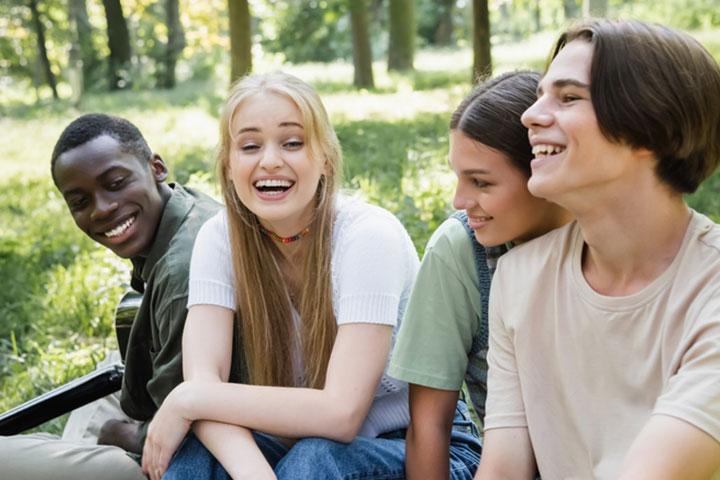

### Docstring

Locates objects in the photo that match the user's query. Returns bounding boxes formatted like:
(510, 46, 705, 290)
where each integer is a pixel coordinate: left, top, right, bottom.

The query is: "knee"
(276, 438, 347, 478)
(163, 434, 225, 480)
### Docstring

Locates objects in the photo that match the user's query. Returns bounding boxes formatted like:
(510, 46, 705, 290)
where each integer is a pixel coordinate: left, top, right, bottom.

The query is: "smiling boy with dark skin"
(0, 113, 222, 480)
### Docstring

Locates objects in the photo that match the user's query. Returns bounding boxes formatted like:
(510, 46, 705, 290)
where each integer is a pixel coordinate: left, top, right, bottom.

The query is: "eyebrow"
(236, 121, 304, 135)
(461, 168, 491, 175)
(537, 78, 590, 96)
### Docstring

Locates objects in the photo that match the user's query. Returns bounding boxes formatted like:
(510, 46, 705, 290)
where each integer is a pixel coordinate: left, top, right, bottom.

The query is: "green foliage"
(0, 176, 128, 428)
(337, 114, 454, 252)
(687, 170, 720, 219)
(261, 0, 352, 63)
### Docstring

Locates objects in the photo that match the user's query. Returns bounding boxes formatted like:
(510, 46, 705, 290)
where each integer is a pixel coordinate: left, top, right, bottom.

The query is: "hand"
(141, 386, 193, 480)
(97, 419, 143, 454)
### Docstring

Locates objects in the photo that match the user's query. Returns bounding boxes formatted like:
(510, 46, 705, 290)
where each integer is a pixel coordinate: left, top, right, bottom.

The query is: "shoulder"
(420, 216, 478, 282)
(496, 221, 577, 276)
(333, 195, 416, 253)
(692, 211, 720, 258)
(678, 211, 720, 308)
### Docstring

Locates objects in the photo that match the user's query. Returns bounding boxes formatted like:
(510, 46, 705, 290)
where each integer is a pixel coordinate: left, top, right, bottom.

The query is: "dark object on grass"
(0, 290, 141, 435)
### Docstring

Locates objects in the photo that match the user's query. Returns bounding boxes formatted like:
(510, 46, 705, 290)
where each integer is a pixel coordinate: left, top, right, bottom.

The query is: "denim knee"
(162, 434, 230, 480)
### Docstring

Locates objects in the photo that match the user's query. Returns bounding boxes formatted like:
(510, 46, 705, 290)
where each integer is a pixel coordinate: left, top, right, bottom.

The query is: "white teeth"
(254, 179, 293, 188)
(532, 144, 566, 155)
(105, 217, 134, 238)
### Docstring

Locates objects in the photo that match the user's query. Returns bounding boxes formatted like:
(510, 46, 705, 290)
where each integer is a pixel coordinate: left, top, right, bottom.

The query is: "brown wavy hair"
(217, 72, 342, 388)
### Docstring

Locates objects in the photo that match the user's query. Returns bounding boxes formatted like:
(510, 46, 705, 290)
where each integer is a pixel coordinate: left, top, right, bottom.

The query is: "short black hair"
(50, 113, 153, 181)
(451, 70, 540, 177)
(552, 20, 720, 193)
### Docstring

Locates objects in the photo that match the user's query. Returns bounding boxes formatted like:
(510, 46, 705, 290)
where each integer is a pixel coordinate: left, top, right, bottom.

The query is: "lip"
(96, 213, 138, 246)
(467, 214, 492, 230)
(253, 175, 296, 202)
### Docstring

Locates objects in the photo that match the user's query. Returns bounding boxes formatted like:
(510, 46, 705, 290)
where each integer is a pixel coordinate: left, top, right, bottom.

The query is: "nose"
(452, 181, 477, 211)
(259, 143, 283, 171)
(521, 96, 553, 130)
(90, 193, 119, 222)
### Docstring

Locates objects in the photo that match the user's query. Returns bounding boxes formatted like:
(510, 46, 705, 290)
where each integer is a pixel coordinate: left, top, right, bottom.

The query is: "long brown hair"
(217, 72, 342, 388)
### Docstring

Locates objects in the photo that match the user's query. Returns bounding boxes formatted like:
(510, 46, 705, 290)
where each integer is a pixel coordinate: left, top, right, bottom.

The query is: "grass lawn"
(1, 31, 719, 433)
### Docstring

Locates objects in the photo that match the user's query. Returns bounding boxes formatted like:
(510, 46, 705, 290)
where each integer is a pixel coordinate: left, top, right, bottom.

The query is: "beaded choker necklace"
(259, 224, 311, 244)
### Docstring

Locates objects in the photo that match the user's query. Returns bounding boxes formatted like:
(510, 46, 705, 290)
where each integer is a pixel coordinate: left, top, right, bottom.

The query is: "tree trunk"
(28, 0, 58, 99)
(434, 0, 454, 47)
(350, 0, 374, 88)
(101, 0, 132, 89)
(161, 0, 185, 89)
(387, 0, 414, 72)
(583, 0, 608, 17)
(534, 0, 542, 33)
(228, 0, 252, 83)
(69, 0, 99, 91)
(563, 0, 580, 20)
(472, 0, 491, 81)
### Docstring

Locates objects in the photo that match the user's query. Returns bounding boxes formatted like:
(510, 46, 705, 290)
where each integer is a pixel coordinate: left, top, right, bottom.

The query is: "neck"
(571, 180, 690, 296)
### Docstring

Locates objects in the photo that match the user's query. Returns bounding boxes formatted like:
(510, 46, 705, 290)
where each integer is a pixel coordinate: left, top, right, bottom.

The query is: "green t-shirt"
(388, 217, 483, 395)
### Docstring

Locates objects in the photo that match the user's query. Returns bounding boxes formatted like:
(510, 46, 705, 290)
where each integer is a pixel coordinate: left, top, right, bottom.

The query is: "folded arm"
(178, 308, 393, 442)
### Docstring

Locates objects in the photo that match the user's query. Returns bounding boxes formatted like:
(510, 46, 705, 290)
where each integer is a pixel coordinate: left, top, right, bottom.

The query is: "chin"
(527, 176, 556, 201)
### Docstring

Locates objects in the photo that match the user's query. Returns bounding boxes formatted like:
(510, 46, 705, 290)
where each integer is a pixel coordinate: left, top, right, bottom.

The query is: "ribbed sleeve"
(187, 210, 236, 310)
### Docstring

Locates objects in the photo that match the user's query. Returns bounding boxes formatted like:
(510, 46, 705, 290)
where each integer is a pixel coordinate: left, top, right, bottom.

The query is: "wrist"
(167, 381, 197, 422)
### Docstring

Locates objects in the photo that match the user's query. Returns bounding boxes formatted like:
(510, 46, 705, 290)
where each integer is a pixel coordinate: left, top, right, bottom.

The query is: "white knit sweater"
(188, 195, 420, 437)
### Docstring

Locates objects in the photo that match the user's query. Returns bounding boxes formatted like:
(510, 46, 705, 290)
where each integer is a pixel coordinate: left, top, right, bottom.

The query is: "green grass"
(2, 32, 720, 434)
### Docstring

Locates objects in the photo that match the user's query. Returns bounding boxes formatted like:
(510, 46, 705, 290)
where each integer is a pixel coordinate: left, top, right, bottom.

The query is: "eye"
(561, 94, 581, 103)
(283, 138, 304, 150)
(107, 176, 127, 190)
(67, 196, 89, 211)
(240, 142, 260, 152)
(472, 178, 491, 188)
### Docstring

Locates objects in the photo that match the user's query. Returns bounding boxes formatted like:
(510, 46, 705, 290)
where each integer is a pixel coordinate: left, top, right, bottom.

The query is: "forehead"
(54, 134, 147, 190)
(449, 131, 515, 173)
(540, 39, 594, 90)
(231, 92, 304, 132)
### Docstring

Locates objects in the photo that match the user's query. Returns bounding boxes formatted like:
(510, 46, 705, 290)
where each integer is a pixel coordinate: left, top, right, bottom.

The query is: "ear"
(149, 154, 169, 182)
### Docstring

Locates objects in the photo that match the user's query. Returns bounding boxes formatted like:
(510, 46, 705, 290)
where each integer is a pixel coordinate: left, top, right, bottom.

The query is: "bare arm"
(192, 421, 276, 480)
(182, 305, 276, 478)
(474, 428, 536, 480)
(617, 415, 720, 480)
(405, 384, 459, 480)
(176, 321, 393, 442)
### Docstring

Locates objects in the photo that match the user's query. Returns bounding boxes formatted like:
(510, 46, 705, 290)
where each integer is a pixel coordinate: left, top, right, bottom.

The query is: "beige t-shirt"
(485, 210, 720, 479)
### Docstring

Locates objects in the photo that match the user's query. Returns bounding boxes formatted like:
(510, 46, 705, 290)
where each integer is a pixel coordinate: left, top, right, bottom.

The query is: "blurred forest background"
(1, 0, 719, 434)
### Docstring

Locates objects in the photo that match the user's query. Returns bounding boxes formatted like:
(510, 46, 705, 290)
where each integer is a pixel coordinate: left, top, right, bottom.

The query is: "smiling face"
(450, 131, 564, 246)
(227, 92, 324, 236)
(521, 40, 642, 204)
(53, 134, 168, 258)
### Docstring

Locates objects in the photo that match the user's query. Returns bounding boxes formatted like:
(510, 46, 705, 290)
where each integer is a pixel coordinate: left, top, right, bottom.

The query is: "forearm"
(193, 421, 275, 480)
(405, 421, 452, 480)
(178, 382, 360, 442)
(618, 415, 720, 480)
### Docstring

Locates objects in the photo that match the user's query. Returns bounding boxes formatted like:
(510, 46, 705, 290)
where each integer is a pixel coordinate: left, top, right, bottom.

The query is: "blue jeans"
(163, 401, 481, 480)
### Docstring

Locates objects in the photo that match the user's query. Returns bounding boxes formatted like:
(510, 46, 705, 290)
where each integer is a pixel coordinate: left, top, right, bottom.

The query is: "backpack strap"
(451, 211, 492, 352)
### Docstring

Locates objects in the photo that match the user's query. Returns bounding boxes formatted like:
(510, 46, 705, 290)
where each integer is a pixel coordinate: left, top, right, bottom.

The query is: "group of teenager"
(2, 18, 719, 480)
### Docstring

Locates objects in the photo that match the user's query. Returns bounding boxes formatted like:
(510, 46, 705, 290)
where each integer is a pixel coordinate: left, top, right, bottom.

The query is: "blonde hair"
(218, 72, 342, 389)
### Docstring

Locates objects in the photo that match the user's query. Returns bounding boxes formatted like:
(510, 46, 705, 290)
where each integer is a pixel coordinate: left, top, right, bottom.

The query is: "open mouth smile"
(102, 215, 136, 240)
(253, 178, 296, 199)
(467, 214, 492, 229)
(532, 144, 566, 157)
